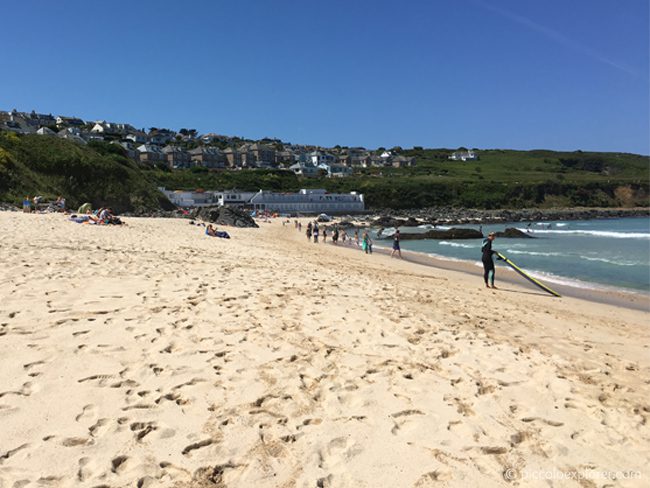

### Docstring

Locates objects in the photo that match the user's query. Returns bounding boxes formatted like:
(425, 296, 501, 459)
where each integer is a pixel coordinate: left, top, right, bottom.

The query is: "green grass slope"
(0, 132, 172, 212)
(150, 148, 649, 209)
(1, 131, 648, 211)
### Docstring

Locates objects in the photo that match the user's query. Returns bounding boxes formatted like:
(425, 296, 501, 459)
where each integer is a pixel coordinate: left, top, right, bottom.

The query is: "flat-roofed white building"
(250, 189, 364, 214)
(214, 191, 257, 206)
(159, 188, 217, 207)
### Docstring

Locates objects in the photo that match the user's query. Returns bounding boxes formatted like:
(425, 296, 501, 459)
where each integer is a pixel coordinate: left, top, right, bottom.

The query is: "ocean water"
(375, 217, 650, 292)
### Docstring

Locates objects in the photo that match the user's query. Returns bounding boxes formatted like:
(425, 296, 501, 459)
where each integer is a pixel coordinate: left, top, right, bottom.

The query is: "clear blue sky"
(2, 0, 648, 154)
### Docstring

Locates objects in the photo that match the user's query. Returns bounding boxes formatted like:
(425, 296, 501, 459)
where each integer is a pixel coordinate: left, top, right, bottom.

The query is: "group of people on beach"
(295, 218, 501, 288)
(296, 220, 405, 257)
(22, 195, 66, 213)
(69, 206, 123, 225)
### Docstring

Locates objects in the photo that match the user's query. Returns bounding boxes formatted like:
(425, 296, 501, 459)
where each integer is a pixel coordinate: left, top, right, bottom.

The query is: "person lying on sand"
(96, 208, 123, 225)
(205, 224, 230, 239)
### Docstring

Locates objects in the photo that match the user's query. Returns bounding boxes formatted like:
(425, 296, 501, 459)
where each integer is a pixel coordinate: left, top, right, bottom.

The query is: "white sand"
(0, 212, 648, 487)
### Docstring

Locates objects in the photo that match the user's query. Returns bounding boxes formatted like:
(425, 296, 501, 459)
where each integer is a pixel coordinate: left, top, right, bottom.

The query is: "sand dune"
(0, 212, 648, 487)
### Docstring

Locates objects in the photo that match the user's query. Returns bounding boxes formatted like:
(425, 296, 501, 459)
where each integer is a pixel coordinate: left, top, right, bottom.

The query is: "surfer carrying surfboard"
(481, 232, 500, 289)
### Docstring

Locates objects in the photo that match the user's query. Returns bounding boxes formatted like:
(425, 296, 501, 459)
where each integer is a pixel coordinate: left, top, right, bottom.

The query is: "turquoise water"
(376, 217, 650, 292)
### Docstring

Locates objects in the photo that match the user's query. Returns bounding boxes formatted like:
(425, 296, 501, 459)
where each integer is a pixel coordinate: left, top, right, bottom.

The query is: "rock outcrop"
(495, 227, 534, 238)
(385, 228, 483, 240)
(193, 206, 259, 228)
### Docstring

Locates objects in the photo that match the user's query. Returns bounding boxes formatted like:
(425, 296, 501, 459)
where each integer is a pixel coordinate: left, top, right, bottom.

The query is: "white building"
(324, 163, 353, 178)
(36, 127, 56, 136)
(91, 122, 136, 135)
(214, 191, 257, 206)
(309, 151, 336, 166)
(158, 188, 257, 208)
(290, 162, 323, 177)
(449, 150, 478, 161)
(159, 188, 217, 207)
(250, 189, 364, 214)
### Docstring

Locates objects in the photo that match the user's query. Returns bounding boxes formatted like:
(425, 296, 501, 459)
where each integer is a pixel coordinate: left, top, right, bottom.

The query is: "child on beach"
(22, 196, 31, 213)
(322, 227, 327, 243)
(362, 231, 372, 254)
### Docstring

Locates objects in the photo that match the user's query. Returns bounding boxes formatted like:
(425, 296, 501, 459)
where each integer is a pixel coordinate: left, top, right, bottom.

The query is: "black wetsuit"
(481, 238, 496, 285)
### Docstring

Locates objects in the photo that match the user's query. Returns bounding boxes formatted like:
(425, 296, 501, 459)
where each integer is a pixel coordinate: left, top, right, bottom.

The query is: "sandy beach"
(1, 212, 648, 488)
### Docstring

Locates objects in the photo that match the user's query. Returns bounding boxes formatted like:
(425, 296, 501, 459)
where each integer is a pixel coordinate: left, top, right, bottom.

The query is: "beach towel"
(69, 215, 92, 223)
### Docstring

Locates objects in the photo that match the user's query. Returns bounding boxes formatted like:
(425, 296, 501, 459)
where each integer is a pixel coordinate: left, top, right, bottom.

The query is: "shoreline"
(294, 218, 649, 312)
(373, 245, 650, 312)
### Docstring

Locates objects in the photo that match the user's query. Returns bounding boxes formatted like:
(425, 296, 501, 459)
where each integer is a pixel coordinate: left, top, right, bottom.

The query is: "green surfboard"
(496, 252, 561, 297)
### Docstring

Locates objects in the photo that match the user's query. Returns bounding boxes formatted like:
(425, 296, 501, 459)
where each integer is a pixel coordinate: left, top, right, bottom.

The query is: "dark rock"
(495, 227, 534, 238)
(391, 228, 483, 240)
(194, 206, 258, 228)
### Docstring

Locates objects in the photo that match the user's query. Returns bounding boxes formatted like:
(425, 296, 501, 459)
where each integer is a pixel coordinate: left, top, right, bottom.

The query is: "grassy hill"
(0, 132, 173, 212)
(150, 148, 649, 209)
(1, 131, 648, 211)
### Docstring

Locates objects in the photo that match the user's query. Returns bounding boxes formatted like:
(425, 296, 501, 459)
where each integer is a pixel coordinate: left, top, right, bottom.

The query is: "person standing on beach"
(481, 232, 498, 289)
(354, 229, 360, 247)
(306, 222, 312, 241)
(322, 226, 328, 243)
(313, 222, 319, 243)
(391, 229, 402, 258)
(332, 226, 339, 245)
(362, 231, 373, 254)
(23, 196, 31, 213)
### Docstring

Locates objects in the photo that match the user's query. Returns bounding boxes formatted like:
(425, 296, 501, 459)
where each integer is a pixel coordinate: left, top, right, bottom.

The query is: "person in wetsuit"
(481, 232, 498, 288)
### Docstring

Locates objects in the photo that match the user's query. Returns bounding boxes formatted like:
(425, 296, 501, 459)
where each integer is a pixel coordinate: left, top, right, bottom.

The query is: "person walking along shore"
(481, 232, 498, 288)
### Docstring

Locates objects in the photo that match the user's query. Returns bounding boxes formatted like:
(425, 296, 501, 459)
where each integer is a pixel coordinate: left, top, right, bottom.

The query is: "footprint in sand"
(88, 418, 110, 438)
(75, 404, 97, 422)
(61, 437, 93, 447)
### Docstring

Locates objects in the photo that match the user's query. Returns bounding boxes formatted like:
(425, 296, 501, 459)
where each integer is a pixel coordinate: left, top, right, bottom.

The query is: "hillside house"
(91, 122, 136, 136)
(309, 151, 336, 166)
(391, 155, 416, 167)
(148, 129, 176, 145)
(25, 111, 56, 127)
(125, 131, 147, 144)
(57, 130, 87, 145)
(163, 146, 192, 168)
(449, 150, 478, 161)
(223, 147, 242, 168)
(325, 164, 352, 178)
(189, 146, 226, 168)
(56, 116, 85, 127)
(137, 144, 166, 164)
(239, 143, 276, 167)
(112, 141, 138, 159)
(290, 162, 323, 177)
(36, 127, 56, 136)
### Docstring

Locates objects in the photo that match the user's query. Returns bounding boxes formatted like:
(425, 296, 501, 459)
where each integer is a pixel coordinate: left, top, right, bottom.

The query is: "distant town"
(0, 109, 478, 179)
